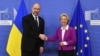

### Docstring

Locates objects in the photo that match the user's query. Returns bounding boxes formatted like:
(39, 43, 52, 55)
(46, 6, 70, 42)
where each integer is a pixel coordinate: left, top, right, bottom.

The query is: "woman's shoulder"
(69, 26, 75, 31)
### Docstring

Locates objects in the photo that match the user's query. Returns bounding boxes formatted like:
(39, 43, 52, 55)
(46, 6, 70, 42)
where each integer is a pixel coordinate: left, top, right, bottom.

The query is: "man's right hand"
(39, 34, 46, 40)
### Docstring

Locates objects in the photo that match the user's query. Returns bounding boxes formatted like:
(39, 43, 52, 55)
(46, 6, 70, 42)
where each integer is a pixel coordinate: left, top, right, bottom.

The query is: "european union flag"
(70, 0, 92, 56)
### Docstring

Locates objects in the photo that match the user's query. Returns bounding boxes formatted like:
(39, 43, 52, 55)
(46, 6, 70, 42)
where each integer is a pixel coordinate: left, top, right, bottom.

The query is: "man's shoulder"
(22, 14, 32, 21)
(23, 13, 32, 18)
(23, 14, 32, 20)
(38, 15, 41, 17)
(38, 16, 44, 21)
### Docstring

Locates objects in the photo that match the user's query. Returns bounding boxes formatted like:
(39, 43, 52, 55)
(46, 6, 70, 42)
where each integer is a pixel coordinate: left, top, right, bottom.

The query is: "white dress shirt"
(32, 13, 39, 27)
(61, 25, 69, 45)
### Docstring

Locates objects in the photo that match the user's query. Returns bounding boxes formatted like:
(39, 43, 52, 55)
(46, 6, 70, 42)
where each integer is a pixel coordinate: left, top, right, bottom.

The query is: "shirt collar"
(32, 13, 38, 18)
(61, 25, 69, 30)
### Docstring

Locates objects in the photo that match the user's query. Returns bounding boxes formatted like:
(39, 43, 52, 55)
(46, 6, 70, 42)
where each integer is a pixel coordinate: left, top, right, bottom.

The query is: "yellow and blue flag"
(6, 0, 27, 56)
(70, 0, 92, 56)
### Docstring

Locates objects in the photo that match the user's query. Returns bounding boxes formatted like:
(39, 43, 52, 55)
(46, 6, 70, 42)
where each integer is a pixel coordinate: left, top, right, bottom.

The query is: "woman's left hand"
(59, 42, 65, 46)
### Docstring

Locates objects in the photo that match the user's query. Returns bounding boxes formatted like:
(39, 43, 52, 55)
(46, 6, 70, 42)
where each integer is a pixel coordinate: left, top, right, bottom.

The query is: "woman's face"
(60, 16, 68, 26)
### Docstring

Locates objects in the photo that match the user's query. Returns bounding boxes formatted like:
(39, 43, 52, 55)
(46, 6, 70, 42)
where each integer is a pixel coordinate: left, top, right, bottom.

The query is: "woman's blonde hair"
(59, 13, 70, 23)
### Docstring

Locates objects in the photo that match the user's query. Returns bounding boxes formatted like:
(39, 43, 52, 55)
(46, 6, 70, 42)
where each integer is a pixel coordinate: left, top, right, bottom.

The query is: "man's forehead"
(33, 3, 40, 8)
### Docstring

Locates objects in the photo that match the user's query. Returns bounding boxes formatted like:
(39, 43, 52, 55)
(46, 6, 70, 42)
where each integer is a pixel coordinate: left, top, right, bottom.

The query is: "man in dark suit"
(21, 3, 45, 56)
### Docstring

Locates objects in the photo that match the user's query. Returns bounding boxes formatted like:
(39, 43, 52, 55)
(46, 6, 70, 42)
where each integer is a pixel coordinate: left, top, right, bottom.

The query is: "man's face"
(32, 4, 40, 16)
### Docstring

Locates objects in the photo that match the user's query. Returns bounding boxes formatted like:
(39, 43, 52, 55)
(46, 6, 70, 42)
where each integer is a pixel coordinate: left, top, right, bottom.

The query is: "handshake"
(39, 34, 47, 41)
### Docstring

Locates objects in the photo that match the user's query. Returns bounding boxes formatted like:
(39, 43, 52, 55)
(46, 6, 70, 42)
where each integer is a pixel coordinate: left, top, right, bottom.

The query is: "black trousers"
(58, 50, 74, 56)
(21, 43, 40, 56)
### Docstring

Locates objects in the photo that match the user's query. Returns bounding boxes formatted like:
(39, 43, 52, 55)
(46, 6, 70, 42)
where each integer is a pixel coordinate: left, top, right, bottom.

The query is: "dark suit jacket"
(21, 14, 44, 51)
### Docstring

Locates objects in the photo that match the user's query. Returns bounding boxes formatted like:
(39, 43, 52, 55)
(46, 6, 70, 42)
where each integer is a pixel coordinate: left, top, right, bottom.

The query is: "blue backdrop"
(0, 0, 100, 56)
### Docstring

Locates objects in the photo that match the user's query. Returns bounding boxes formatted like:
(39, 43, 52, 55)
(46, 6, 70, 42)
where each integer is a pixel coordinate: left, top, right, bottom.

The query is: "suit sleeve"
(39, 19, 45, 47)
(47, 29, 58, 42)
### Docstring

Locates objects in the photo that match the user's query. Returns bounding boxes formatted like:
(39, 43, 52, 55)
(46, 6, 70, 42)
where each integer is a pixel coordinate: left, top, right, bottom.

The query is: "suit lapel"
(59, 29, 62, 41)
(30, 14, 38, 29)
(38, 17, 41, 28)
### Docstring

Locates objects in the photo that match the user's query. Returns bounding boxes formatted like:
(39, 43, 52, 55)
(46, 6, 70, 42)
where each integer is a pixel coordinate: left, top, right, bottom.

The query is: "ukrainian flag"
(6, 0, 28, 56)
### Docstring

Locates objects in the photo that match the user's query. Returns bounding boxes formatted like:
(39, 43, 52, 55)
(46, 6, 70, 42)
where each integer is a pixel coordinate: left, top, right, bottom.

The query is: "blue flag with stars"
(70, 0, 92, 56)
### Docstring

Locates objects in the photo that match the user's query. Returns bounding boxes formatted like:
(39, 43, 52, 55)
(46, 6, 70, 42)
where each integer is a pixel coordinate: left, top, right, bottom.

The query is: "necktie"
(35, 16, 38, 27)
